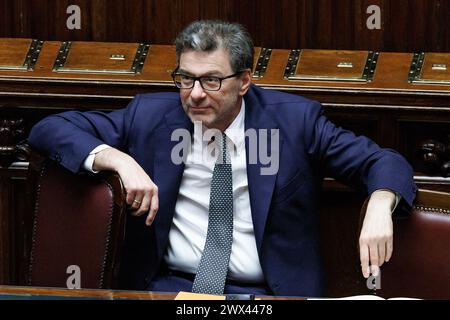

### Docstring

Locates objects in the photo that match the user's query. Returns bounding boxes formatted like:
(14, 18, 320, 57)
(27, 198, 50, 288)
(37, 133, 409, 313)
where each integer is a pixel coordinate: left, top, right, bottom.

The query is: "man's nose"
(190, 80, 206, 101)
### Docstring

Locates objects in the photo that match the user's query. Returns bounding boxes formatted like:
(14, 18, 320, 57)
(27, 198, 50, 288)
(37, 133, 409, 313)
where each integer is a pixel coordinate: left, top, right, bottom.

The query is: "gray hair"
(174, 20, 254, 72)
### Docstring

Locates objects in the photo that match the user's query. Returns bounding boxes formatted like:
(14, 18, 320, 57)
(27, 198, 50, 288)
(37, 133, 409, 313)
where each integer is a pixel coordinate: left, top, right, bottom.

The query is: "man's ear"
(239, 69, 252, 96)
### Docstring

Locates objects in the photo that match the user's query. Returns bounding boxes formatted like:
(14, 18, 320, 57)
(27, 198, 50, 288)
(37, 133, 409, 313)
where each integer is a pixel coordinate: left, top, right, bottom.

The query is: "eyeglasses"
(171, 69, 244, 91)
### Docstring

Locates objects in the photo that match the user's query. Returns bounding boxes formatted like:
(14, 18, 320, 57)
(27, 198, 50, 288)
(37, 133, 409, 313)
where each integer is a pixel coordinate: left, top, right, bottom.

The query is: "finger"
(126, 189, 137, 206)
(385, 237, 393, 262)
(369, 244, 380, 275)
(378, 241, 386, 267)
(130, 194, 144, 211)
(359, 244, 370, 278)
(146, 187, 159, 226)
(134, 192, 151, 216)
(371, 265, 380, 278)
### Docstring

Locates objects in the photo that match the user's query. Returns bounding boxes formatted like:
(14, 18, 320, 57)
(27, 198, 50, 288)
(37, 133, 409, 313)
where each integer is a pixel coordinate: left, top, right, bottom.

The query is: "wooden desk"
(0, 285, 304, 300)
(0, 285, 174, 300)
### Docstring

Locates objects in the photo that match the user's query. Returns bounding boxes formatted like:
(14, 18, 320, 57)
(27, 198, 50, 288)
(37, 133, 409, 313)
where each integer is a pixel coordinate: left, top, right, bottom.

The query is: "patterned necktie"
(192, 133, 233, 294)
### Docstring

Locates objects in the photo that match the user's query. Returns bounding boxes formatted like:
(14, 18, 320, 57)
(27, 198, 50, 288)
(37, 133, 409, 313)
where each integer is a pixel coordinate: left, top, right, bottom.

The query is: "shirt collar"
(224, 99, 245, 149)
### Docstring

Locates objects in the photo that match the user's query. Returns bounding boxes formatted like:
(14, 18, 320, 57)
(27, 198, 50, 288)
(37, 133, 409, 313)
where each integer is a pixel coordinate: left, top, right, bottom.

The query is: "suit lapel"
(152, 104, 193, 259)
(244, 92, 282, 252)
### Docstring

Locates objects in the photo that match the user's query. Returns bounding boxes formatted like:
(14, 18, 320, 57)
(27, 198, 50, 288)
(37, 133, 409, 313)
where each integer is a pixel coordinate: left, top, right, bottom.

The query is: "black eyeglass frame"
(171, 68, 246, 91)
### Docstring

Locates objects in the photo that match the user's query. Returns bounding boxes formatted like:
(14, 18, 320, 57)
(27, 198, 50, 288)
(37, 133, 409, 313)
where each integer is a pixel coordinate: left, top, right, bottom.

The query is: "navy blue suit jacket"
(28, 85, 416, 296)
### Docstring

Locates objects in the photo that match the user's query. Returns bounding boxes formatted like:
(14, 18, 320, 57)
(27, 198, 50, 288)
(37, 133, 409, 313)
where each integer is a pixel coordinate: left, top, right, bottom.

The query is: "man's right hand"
(93, 148, 158, 226)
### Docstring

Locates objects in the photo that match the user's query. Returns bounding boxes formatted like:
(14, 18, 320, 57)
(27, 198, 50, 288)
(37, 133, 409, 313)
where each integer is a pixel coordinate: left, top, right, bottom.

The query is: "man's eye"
(181, 75, 193, 81)
(203, 77, 219, 83)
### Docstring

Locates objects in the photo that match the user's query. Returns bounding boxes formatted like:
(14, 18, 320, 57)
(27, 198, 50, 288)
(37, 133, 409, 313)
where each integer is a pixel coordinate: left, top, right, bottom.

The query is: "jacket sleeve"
(28, 95, 142, 173)
(304, 101, 417, 208)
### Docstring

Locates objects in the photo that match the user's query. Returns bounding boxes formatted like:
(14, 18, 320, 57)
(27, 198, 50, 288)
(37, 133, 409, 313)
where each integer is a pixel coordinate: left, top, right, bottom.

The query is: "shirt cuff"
(373, 189, 401, 214)
(393, 193, 401, 213)
(83, 144, 112, 173)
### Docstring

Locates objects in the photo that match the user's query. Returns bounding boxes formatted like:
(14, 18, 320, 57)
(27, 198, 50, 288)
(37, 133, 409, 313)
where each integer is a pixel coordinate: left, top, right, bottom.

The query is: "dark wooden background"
(1, 0, 449, 52)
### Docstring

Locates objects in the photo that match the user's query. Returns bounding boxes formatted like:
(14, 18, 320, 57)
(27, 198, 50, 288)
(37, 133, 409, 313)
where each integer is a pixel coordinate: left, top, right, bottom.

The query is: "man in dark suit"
(28, 20, 416, 297)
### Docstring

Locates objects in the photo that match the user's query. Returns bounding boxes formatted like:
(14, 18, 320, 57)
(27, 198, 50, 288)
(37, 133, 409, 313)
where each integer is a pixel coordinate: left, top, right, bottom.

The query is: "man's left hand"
(359, 189, 396, 278)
